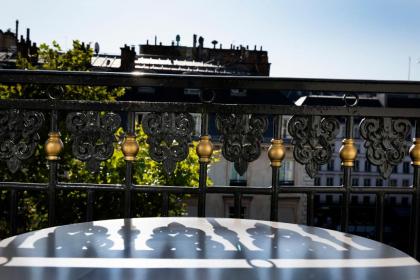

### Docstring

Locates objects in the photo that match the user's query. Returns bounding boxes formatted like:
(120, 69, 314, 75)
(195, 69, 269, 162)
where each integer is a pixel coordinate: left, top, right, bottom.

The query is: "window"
(326, 195, 333, 203)
(352, 178, 359, 186)
(327, 160, 335, 171)
(401, 197, 410, 205)
(354, 160, 360, 172)
(279, 160, 294, 185)
(230, 89, 247, 97)
(190, 113, 202, 136)
(363, 195, 371, 204)
(403, 162, 410, 174)
(389, 179, 398, 187)
(228, 206, 246, 218)
(376, 178, 383, 186)
(353, 127, 360, 139)
(326, 177, 334, 186)
(184, 88, 201, 96)
(314, 177, 321, 186)
(281, 116, 292, 139)
(224, 196, 252, 219)
(389, 196, 397, 205)
(230, 166, 247, 186)
(393, 165, 399, 174)
(402, 179, 410, 187)
(339, 177, 343, 186)
(364, 161, 371, 172)
(363, 178, 371, 186)
(136, 112, 143, 123)
(355, 144, 361, 154)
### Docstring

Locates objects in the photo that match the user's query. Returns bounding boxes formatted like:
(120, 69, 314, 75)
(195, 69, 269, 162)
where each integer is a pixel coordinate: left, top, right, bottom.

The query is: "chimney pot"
(193, 34, 197, 48)
(15, 20, 19, 40)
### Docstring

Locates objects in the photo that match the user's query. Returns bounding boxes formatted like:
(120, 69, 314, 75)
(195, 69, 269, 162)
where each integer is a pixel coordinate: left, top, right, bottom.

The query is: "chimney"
(120, 44, 136, 71)
(198, 36, 204, 48)
(154, 35, 157, 45)
(15, 20, 19, 40)
(193, 34, 197, 48)
(26, 28, 30, 42)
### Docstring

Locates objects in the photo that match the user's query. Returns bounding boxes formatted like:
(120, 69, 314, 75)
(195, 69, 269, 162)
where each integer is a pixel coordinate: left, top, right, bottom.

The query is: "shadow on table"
(0, 219, 408, 260)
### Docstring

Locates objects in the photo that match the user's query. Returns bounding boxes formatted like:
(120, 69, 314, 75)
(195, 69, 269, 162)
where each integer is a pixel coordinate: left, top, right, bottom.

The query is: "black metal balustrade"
(1, 69, 420, 257)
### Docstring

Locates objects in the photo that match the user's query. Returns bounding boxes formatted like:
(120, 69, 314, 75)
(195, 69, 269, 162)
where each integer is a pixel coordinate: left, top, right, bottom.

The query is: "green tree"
(0, 41, 207, 237)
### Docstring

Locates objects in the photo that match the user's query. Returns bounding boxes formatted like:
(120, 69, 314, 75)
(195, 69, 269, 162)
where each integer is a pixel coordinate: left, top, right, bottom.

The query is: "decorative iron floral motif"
(142, 112, 195, 175)
(216, 114, 268, 175)
(0, 110, 44, 173)
(360, 118, 411, 178)
(66, 111, 121, 172)
(288, 116, 340, 178)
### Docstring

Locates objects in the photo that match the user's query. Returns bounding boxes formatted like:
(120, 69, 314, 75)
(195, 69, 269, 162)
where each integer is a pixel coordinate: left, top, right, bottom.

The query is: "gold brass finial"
(45, 132, 64, 161)
(410, 138, 420, 166)
(340, 138, 357, 167)
(196, 135, 213, 163)
(268, 139, 285, 167)
(122, 134, 139, 161)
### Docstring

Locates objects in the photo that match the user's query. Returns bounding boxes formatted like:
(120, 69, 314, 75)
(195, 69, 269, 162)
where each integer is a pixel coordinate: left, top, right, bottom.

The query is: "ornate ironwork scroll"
(0, 110, 44, 173)
(66, 111, 121, 172)
(216, 114, 268, 175)
(360, 118, 411, 178)
(142, 112, 195, 175)
(288, 116, 340, 178)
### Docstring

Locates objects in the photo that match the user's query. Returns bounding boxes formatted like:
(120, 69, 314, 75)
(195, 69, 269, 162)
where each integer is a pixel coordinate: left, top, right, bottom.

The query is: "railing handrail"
(1, 69, 420, 93)
(0, 99, 418, 118)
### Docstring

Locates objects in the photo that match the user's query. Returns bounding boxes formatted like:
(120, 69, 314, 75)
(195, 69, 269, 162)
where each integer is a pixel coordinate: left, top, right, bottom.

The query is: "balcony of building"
(0, 68, 420, 265)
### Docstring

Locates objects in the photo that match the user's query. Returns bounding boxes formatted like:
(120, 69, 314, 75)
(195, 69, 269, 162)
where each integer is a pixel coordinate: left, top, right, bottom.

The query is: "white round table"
(0, 217, 418, 279)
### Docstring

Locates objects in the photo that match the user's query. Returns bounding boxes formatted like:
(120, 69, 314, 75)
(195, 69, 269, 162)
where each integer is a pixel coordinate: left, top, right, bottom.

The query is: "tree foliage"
(0, 41, 208, 237)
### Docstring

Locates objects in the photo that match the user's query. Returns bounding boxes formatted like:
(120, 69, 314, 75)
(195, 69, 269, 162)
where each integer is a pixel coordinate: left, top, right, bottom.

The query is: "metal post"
(86, 190, 94, 221)
(409, 120, 420, 257)
(162, 192, 169, 217)
(123, 112, 136, 218)
(9, 189, 17, 235)
(269, 115, 284, 221)
(234, 192, 242, 218)
(376, 192, 385, 242)
(340, 115, 355, 232)
(307, 192, 315, 226)
(197, 112, 211, 217)
(45, 109, 62, 227)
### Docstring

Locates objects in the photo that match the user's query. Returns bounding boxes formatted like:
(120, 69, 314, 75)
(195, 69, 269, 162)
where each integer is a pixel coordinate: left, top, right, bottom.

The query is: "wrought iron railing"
(1, 69, 420, 258)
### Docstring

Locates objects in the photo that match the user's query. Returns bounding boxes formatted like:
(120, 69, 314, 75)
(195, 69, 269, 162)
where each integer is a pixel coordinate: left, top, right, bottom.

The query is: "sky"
(1, 0, 420, 80)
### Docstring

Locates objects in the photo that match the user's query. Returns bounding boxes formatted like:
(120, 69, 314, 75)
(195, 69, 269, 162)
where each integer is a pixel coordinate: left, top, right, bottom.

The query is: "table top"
(0, 217, 418, 280)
